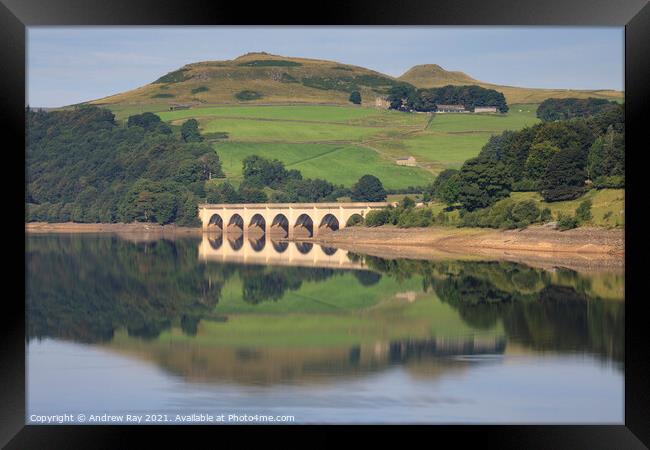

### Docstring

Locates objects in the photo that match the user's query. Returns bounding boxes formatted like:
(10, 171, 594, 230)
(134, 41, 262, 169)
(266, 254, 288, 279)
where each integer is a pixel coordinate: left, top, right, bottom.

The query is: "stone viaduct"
(198, 202, 390, 238)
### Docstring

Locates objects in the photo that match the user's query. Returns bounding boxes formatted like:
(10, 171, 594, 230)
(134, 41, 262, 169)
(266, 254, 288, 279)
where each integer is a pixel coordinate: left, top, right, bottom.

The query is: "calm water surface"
(26, 234, 624, 424)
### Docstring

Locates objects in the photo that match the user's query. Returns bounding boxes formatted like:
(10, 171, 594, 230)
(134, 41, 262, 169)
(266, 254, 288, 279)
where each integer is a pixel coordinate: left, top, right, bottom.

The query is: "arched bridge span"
(199, 202, 390, 238)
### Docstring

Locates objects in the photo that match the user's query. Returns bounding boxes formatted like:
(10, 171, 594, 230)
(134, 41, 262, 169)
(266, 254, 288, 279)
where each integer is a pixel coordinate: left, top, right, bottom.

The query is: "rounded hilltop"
(88, 52, 408, 108)
(398, 64, 480, 87)
(87, 52, 623, 107)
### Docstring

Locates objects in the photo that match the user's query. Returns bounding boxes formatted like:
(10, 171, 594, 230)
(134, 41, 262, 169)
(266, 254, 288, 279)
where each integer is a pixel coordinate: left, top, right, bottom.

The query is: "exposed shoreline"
(26, 222, 624, 271)
(313, 225, 624, 271)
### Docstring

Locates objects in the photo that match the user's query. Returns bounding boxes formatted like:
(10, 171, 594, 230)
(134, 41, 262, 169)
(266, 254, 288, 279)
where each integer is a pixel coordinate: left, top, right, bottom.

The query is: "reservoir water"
(26, 234, 624, 424)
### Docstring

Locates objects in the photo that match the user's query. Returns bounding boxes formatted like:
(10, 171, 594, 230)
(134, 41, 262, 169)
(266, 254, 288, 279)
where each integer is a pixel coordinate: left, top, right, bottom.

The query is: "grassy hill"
(398, 64, 623, 104)
(89, 52, 406, 108)
(89, 53, 623, 109)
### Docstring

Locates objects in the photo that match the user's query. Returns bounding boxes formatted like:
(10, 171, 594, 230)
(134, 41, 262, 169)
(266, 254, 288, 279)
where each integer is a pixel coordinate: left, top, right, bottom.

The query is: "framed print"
(3, 0, 649, 447)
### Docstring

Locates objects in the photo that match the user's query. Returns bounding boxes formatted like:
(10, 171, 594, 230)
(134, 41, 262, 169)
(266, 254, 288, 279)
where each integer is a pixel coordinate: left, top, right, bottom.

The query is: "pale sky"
(27, 26, 624, 107)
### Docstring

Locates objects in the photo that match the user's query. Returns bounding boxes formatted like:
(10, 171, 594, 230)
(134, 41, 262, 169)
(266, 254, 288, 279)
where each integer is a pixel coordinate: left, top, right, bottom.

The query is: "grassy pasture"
(401, 132, 496, 170)
(143, 103, 542, 189)
(159, 105, 385, 123)
(201, 117, 379, 142)
(215, 142, 434, 189)
(426, 104, 538, 132)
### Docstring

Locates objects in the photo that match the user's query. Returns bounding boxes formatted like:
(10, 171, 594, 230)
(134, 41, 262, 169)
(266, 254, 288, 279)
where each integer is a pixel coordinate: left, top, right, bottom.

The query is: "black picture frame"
(3, 0, 648, 447)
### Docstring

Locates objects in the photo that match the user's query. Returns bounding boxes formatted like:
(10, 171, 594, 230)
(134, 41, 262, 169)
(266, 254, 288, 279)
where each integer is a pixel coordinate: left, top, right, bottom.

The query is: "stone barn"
(396, 156, 417, 167)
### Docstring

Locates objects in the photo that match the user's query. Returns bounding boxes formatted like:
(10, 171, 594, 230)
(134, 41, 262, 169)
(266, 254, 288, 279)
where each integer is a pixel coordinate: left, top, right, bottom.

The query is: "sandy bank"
(313, 225, 624, 271)
(25, 222, 202, 240)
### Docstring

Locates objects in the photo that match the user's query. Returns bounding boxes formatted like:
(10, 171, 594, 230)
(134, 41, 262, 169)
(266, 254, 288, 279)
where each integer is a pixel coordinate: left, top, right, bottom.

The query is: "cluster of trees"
(205, 155, 343, 204)
(26, 106, 224, 225)
(536, 97, 619, 122)
(459, 198, 551, 229)
(428, 103, 624, 212)
(386, 84, 508, 113)
(206, 156, 388, 205)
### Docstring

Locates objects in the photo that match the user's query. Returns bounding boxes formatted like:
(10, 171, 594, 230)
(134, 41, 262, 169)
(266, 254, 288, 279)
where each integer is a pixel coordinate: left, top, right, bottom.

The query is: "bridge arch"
(227, 214, 244, 233)
(207, 213, 223, 231)
(319, 214, 339, 233)
(248, 214, 266, 234)
(271, 213, 289, 238)
(294, 214, 314, 238)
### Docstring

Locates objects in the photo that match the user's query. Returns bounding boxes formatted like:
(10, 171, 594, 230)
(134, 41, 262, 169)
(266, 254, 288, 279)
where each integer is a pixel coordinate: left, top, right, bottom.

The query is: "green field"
(159, 105, 385, 123)
(201, 117, 378, 142)
(400, 132, 496, 170)
(132, 103, 541, 189)
(216, 142, 434, 189)
(426, 105, 538, 132)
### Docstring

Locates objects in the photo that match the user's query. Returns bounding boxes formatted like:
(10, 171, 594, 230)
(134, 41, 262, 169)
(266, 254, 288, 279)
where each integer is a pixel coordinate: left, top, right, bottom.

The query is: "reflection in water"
(228, 234, 244, 250)
(208, 235, 223, 250)
(322, 246, 338, 256)
(248, 235, 265, 252)
(272, 240, 288, 253)
(295, 242, 313, 255)
(26, 234, 624, 423)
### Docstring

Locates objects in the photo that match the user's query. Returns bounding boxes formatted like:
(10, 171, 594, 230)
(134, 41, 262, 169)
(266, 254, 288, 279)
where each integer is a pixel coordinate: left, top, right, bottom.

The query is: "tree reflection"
(361, 257, 624, 363)
(27, 235, 225, 342)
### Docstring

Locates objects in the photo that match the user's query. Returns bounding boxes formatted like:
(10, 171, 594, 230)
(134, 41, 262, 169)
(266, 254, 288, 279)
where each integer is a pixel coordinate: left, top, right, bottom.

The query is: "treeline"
(428, 103, 624, 210)
(537, 97, 619, 122)
(26, 107, 224, 226)
(386, 84, 508, 113)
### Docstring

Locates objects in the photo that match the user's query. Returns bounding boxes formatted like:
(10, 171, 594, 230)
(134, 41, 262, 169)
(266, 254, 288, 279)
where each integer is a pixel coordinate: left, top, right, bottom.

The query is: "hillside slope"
(88, 53, 623, 108)
(398, 64, 623, 104)
(89, 52, 405, 107)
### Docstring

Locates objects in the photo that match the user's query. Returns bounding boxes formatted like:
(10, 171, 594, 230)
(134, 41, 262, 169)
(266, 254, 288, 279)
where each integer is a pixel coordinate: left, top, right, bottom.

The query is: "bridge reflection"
(198, 233, 366, 269)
